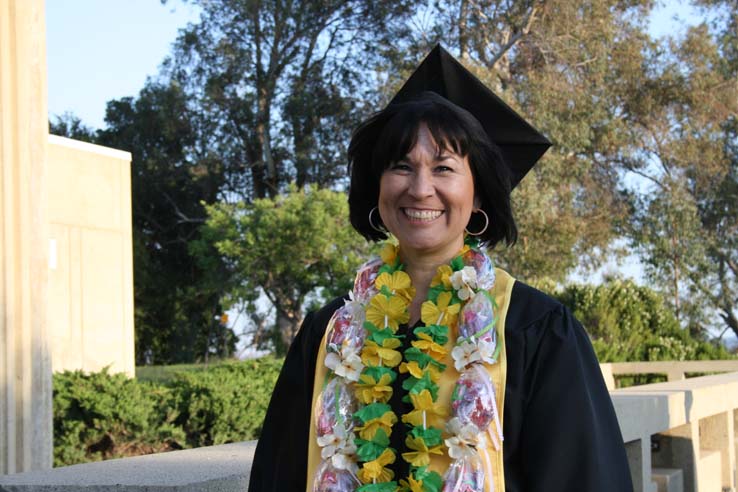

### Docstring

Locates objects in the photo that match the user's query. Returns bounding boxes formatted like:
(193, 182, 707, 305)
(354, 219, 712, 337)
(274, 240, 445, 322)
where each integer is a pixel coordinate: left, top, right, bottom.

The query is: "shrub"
(53, 357, 284, 465)
(551, 279, 731, 362)
(169, 357, 283, 446)
(53, 368, 184, 466)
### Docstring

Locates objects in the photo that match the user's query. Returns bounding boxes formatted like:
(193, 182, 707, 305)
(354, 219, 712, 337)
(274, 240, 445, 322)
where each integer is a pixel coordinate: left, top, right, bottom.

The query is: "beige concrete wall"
(0, 0, 53, 474)
(47, 135, 134, 377)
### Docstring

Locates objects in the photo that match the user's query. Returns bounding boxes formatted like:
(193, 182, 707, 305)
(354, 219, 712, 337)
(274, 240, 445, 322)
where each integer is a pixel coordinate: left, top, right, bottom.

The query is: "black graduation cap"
(390, 44, 551, 188)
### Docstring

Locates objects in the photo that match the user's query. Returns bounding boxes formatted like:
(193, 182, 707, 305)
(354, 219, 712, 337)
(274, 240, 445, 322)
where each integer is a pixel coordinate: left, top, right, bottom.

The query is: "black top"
(247, 281, 634, 491)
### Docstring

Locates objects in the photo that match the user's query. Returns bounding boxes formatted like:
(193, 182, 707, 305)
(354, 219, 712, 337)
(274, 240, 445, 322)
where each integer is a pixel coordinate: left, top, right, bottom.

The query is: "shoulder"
(301, 296, 348, 339)
(506, 279, 568, 332)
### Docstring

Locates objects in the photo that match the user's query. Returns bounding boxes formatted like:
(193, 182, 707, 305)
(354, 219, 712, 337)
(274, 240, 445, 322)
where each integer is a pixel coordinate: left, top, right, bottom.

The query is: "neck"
(400, 243, 464, 324)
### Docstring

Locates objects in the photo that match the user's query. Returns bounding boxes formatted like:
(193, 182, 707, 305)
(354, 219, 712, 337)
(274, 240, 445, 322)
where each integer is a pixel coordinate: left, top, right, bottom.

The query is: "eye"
(435, 164, 454, 173)
(390, 161, 412, 171)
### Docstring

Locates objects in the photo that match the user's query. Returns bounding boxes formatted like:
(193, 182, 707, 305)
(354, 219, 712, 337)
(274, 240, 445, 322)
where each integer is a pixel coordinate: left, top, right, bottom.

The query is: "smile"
(402, 208, 443, 221)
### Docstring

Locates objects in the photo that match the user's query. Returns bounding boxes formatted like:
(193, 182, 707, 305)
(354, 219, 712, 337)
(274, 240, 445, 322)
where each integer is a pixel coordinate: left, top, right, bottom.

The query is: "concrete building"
(1, 0, 135, 474)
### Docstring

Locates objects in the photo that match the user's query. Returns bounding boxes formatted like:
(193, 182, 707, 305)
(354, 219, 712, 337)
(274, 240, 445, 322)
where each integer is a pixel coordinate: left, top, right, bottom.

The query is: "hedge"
(53, 357, 283, 466)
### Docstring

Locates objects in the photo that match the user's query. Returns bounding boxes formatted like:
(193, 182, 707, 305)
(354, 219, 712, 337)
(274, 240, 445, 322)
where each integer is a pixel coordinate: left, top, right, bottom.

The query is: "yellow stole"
(307, 268, 515, 492)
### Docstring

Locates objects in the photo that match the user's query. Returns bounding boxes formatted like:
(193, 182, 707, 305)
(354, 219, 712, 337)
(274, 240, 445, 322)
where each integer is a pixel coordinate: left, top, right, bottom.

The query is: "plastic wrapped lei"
(313, 237, 503, 492)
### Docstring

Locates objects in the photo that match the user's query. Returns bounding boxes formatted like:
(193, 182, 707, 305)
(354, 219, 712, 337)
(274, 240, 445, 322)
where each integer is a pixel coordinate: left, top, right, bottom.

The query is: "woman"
(248, 46, 633, 492)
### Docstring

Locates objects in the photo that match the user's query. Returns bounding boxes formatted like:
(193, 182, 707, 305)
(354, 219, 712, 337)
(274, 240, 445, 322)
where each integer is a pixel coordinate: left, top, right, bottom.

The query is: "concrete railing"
(0, 441, 256, 491)
(601, 360, 738, 390)
(1, 362, 737, 492)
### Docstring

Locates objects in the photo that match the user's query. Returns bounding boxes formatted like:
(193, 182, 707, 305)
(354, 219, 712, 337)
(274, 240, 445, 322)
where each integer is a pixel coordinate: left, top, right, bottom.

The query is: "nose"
(408, 168, 434, 198)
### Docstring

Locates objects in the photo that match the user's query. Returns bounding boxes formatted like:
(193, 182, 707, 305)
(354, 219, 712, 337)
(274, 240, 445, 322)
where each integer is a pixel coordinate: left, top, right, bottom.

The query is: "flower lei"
(313, 237, 502, 492)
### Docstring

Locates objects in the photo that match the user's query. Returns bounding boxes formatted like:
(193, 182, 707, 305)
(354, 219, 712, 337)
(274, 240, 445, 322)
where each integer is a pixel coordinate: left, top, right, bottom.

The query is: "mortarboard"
(390, 44, 551, 188)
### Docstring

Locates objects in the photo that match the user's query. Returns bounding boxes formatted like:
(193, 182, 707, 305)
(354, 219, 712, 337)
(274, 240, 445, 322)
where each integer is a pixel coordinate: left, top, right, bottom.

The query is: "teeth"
(404, 209, 442, 220)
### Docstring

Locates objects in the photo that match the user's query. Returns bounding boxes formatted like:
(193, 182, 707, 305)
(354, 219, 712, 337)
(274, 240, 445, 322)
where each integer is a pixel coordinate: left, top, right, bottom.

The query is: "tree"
(164, 0, 420, 201)
(616, 6, 738, 338)
(49, 112, 97, 143)
(96, 81, 236, 364)
(198, 185, 371, 353)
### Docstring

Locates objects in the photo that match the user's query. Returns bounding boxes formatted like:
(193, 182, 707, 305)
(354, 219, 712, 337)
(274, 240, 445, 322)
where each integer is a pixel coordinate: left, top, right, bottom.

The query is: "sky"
(47, 0, 704, 130)
(46, 0, 200, 129)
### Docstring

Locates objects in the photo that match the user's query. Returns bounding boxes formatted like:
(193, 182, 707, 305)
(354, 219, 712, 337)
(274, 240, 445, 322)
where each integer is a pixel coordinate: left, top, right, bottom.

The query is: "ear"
(473, 195, 481, 210)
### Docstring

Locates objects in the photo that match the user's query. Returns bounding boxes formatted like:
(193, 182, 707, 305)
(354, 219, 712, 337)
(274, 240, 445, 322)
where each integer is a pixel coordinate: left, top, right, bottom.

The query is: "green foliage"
(550, 279, 731, 362)
(168, 358, 283, 447)
(53, 358, 283, 466)
(199, 185, 370, 353)
(166, 0, 420, 200)
(53, 368, 184, 466)
(135, 363, 210, 384)
(95, 82, 235, 364)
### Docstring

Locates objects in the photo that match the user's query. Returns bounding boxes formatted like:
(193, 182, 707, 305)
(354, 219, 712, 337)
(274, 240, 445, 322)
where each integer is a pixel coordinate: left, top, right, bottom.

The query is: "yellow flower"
(375, 271, 416, 303)
(399, 360, 441, 382)
(366, 295, 409, 332)
(420, 291, 460, 327)
(411, 332, 448, 360)
(402, 435, 444, 467)
(361, 339, 403, 368)
(356, 372, 394, 404)
(402, 389, 448, 428)
(358, 448, 396, 483)
(356, 411, 397, 440)
(380, 243, 398, 265)
(399, 360, 424, 379)
(430, 264, 453, 288)
(399, 476, 425, 492)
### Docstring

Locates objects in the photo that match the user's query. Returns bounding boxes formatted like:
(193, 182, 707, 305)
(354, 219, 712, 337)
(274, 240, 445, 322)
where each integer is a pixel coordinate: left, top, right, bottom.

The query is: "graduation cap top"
(390, 44, 551, 188)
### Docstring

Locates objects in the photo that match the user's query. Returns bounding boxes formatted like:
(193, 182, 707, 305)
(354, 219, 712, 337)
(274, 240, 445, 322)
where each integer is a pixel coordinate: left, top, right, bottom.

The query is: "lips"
(402, 208, 443, 221)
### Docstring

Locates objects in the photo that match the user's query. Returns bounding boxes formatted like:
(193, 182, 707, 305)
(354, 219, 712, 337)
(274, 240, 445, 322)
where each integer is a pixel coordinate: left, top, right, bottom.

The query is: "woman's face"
(378, 124, 476, 262)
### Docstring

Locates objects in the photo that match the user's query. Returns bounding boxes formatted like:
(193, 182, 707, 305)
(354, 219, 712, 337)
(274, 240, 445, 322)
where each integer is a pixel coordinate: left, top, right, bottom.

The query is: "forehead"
(405, 125, 461, 159)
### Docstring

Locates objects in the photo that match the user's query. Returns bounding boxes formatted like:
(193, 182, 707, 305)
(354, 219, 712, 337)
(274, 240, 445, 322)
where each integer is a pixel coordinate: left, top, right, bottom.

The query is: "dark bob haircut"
(348, 91, 517, 248)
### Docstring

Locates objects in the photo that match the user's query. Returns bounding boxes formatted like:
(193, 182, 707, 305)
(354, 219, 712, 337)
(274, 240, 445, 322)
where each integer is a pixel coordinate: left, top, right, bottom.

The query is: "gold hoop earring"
(465, 209, 489, 236)
(368, 206, 386, 233)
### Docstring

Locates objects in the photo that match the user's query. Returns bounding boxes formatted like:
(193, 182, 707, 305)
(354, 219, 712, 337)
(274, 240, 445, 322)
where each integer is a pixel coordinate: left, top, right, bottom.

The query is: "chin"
(396, 232, 464, 257)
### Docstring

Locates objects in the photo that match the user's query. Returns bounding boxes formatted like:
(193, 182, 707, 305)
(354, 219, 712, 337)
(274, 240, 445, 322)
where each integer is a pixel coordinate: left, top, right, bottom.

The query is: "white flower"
(344, 292, 366, 320)
(317, 424, 357, 470)
(450, 266, 478, 300)
(445, 417, 481, 460)
(477, 338, 497, 364)
(325, 345, 364, 382)
(331, 451, 357, 472)
(451, 339, 481, 372)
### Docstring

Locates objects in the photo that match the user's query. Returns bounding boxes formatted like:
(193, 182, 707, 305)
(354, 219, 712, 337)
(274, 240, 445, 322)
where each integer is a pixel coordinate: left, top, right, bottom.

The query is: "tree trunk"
(458, 0, 469, 59)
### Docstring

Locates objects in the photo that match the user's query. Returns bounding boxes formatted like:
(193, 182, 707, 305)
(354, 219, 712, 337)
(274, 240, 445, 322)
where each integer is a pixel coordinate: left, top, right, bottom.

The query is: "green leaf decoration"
(368, 325, 402, 345)
(404, 347, 445, 372)
(354, 402, 392, 423)
(450, 256, 464, 271)
(405, 372, 438, 399)
(357, 482, 399, 492)
(414, 325, 449, 345)
(378, 263, 396, 275)
(464, 236, 480, 248)
(409, 426, 443, 447)
(412, 467, 443, 492)
(362, 365, 397, 383)
(427, 285, 445, 303)
(355, 429, 391, 461)
(404, 347, 432, 367)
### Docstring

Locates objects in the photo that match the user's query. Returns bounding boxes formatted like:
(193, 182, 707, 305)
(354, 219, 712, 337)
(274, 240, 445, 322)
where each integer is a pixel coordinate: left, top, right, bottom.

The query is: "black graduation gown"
(247, 281, 634, 492)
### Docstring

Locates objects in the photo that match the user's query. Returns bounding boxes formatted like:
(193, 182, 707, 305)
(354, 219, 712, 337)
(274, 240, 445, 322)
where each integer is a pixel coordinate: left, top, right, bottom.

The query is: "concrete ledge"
(0, 441, 256, 492)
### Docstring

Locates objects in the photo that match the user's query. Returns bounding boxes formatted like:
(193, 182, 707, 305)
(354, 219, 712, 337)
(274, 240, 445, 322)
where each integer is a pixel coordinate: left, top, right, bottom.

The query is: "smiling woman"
(378, 122, 476, 267)
(248, 45, 633, 492)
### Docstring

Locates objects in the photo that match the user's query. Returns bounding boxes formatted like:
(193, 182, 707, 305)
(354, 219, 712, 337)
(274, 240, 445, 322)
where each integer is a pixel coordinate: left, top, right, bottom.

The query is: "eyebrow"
(401, 150, 459, 163)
